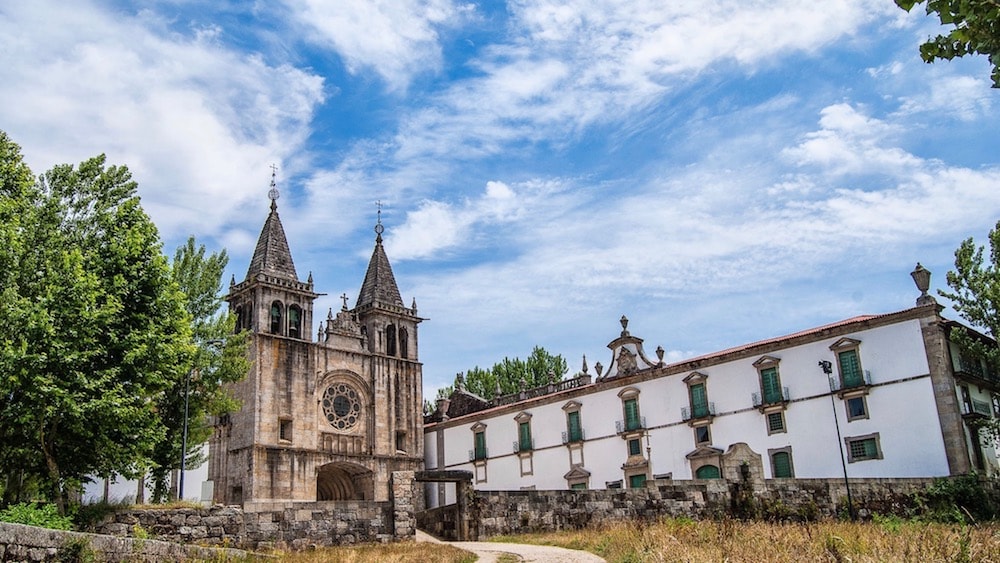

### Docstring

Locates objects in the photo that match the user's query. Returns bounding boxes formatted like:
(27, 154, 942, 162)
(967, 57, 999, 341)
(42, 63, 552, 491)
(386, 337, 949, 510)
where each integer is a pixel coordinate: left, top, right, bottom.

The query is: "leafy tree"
(0, 131, 193, 513)
(458, 346, 568, 399)
(895, 0, 1000, 87)
(940, 220, 1000, 374)
(148, 237, 249, 502)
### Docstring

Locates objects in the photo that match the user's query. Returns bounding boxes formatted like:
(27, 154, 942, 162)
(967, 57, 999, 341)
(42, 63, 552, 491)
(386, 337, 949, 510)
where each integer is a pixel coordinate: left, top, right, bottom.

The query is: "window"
(395, 431, 406, 453)
(471, 422, 488, 462)
(753, 356, 785, 405)
(694, 425, 711, 445)
(518, 422, 532, 452)
(961, 385, 973, 414)
(628, 474, 647, 489)
(770, 448, 794, 478)
(571, 483, 587, 490)
(279, 418, 292, 442)
(690, 383, 709, 418)
(566, 410, 583, 443)
(399, 328, 409, 359)
(628, 438, 642, 456)
(474, 430, 487, 460)
(270, 301, 283, 334)
(606, 480, 623, 489)
(830, 338, 865, 389)
(287, 305, 301, 339)
(846, 396, 868, 421)
(993, 394, 1000, 418)
(234, 306, 243, 332)
(846, 433, 882, 463)
(385, 324, 397, 356)
(767, 412, 786, 434)
(695, 465, 720, 479)
(617, 388, 644, 433)
(624, 398, 641, 431)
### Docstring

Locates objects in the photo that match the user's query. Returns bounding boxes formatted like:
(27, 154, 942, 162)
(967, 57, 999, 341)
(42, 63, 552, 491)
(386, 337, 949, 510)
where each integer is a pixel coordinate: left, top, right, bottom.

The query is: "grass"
(268, 541, 475, 563)
(489, 518, 1000, 562)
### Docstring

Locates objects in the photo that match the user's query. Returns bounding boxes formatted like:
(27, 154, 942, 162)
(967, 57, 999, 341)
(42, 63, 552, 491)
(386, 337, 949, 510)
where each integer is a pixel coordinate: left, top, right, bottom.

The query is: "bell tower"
(353, 208, 424, 457)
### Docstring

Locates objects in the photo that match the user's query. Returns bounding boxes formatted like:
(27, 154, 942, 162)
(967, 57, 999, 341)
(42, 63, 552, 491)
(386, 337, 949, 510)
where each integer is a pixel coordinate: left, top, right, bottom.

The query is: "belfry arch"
(316, 462, 374, 501)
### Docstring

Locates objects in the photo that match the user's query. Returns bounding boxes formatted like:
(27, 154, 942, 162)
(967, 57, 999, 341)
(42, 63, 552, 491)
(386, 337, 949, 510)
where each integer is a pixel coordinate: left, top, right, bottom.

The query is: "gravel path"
(415, 530, 607, 563)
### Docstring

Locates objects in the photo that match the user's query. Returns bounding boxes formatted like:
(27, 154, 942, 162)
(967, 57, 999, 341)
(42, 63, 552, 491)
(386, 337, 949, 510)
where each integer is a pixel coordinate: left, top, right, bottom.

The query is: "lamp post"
(179, 339, 224, 501)
(819, 359, 856, 521)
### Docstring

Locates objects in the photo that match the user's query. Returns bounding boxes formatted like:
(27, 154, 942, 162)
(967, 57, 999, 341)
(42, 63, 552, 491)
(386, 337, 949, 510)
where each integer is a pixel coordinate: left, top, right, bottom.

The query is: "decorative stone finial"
(411, 297, 418, 315)
(327, 308, 334, 321)
(495, 379, 502, 397)
(307, 271, 313, 285)
(455, 372, 465, 391)
(581, 354, 589, 375)
(911, 262, 936, 306)
(520, 376, 527, 391)
(620, 314, 629, 336)
(656, 345, 665, 364)
(375, 200, 384, 243)
(595, 361, 603, 377)
(229, 274, 235, 287)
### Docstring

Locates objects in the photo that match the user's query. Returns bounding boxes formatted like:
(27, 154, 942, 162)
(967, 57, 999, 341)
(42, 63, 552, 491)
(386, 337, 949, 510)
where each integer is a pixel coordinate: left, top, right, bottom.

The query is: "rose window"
(322, 383, 361, 430)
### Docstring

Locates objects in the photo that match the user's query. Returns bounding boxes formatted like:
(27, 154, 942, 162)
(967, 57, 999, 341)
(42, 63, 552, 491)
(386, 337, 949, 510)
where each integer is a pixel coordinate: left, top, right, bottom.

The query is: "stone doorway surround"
(414, 470, 474, 540)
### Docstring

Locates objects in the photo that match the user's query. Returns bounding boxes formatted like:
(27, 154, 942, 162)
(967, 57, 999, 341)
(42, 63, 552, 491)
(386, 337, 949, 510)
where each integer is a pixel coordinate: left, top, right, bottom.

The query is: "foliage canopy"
(896, 0, 1000, 87)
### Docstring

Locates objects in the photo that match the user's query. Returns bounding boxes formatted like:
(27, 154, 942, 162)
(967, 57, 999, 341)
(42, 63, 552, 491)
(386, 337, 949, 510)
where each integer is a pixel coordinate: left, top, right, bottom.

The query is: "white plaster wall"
(426, 316, 958, 493)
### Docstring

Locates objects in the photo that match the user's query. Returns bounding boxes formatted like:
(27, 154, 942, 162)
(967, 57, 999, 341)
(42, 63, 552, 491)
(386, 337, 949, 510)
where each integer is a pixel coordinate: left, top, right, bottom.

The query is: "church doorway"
(316, 462, 374, 501)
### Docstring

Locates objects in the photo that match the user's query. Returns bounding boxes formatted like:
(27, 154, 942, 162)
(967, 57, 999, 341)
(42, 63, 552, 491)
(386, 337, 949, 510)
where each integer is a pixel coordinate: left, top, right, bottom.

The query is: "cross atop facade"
(340, 293, 349, 310)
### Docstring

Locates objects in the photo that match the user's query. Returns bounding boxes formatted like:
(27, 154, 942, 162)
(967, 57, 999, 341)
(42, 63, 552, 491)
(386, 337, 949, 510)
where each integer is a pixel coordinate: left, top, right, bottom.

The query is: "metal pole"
(820, 360, 856, 521)
(179, 368, 192, 501)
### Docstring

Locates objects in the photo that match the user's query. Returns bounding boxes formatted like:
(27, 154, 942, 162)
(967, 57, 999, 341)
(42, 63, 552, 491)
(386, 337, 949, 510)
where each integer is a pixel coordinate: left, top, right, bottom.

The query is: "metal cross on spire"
(268, 164, 280, 210)
(374, 200, 384, 241)
(340, 292, 349, 310)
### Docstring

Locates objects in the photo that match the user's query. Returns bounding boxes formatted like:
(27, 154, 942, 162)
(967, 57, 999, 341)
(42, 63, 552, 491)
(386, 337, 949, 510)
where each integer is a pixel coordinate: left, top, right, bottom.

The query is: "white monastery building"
(423, 265, 999, 507)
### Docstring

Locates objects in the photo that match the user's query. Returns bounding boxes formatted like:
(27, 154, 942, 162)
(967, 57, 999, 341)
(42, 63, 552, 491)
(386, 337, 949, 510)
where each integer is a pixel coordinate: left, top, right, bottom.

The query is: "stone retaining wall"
(88, 471, 416, 550)
(468, 477, 938, 539)
(0, 522, 250, 562)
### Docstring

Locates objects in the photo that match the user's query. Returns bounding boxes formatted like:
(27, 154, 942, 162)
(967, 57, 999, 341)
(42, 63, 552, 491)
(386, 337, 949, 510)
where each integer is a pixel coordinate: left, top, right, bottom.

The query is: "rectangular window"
(624, 398, 641, 431)
(961, 385, 973, 415)
(772, 451, 793, 478)
(628, 474, 647, 489)
(567, 411, 583, 442)
(694, 425, 711, 445)
(570, 482, 587, 490)
(690, 383, 708, 418)
(628, 438, 642, 456)
(846, 396, 868, 421)
(846, 434, 882, 463)
(518, 422, 532, 451)
(838, 349, 863, 388)
(279, 418, 292, 442)
(760, 367, 782, 404)
(767, 412, 785, 434)
(474, 431, 487, 460)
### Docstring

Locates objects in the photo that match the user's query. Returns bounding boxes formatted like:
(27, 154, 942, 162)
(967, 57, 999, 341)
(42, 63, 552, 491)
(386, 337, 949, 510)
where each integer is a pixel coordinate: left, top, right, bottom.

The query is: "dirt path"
(415, 530, 606, 563)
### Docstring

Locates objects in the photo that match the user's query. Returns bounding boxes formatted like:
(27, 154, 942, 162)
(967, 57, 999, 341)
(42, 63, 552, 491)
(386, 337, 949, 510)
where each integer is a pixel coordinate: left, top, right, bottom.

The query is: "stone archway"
(316, 462, 374, 501)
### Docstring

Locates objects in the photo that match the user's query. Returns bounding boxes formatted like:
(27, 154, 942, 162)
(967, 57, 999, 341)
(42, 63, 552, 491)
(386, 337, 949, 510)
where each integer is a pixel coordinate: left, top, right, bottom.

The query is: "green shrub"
(0, 502, 74, 530)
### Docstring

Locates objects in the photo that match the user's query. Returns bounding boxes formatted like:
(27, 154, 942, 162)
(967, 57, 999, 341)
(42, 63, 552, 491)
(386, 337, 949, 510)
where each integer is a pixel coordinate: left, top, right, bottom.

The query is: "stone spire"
(245, 168, 298, 281)
(356, 207, 403, 308)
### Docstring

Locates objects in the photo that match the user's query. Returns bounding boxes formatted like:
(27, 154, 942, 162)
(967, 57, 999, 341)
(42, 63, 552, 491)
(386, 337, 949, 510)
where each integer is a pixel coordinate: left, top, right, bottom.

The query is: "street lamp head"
(818, 360, 833, 375)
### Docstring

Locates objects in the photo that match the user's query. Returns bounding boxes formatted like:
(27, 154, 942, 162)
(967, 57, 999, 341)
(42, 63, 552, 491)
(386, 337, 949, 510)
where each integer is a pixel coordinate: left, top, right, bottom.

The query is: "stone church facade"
(208, 183, 423, 504)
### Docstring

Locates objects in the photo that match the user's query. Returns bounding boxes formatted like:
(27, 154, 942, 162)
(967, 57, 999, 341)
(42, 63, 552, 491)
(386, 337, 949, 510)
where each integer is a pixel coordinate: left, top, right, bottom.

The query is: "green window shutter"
(839, 350, 861, 387)
(695, 465, 720, 479)
(624, 399, 640, 430)
(690, 383, 707, 417)
(773, 452, 792, 478)
(629, 474, 646, 488)
(474, 431, 486, 459)
(761, 367, 781, 403)
(567, 411, 582, 442)
(518, 422, 532, 450)
(863, 438, 878, 458)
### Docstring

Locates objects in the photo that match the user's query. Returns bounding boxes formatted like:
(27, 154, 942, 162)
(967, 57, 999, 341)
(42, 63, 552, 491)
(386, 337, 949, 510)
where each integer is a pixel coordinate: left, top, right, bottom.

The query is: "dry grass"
(491, 518, 1000, 562)
(267, 541, 475, 563)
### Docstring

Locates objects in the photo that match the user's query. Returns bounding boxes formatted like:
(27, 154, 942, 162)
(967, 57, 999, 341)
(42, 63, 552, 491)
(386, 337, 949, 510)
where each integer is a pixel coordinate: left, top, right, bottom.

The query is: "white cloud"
(283, 0, 474, 91)
(0, 1, 325, 251)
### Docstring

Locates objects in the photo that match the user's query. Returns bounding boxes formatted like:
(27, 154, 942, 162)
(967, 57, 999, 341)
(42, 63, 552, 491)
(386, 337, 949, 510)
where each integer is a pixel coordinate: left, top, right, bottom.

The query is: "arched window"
(234, 306, 243, 332)
(695, 465, 720, 479)
(399, 328, 409, 359)
(288, 305, 302, 339)
(270, 301, 283, 335)
(386, 324, 397, 356)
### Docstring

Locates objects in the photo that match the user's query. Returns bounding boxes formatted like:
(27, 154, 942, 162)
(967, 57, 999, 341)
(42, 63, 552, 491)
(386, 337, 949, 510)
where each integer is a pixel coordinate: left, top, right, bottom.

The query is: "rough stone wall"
(92, 501, 397, 550)
(467, 477, 939, 539)
(0, 522, 248, 562)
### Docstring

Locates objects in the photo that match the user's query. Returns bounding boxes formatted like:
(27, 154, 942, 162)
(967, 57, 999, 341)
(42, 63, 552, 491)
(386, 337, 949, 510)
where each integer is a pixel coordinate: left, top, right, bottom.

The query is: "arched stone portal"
(316, 462, 374, 501)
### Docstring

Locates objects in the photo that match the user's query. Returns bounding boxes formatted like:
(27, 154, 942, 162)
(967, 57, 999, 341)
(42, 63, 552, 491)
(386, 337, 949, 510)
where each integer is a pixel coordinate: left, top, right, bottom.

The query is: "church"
(207, 176, 424, 504)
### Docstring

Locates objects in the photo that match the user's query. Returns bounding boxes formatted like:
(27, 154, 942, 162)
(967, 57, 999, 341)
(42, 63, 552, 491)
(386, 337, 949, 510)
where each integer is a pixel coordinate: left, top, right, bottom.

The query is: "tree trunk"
(39, 420, 65, 515)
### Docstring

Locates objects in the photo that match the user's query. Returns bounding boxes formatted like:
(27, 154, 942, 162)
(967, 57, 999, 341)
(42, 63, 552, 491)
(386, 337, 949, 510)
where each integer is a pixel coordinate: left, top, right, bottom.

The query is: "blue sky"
(2, 1, 998, 396)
